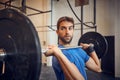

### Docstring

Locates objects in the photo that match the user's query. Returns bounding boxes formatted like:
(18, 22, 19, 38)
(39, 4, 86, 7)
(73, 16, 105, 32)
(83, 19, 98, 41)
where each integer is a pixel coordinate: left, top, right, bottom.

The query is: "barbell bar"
(0, 8, 108, 80)
(41, 46, 83, 53)
(42, 31, 108, 59)
(42, 43, 94, 53)
(0, 44, 93, 59)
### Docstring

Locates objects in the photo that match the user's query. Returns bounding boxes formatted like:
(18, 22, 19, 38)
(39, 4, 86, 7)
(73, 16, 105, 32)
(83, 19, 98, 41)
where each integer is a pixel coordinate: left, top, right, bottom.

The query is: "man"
(44, 16, 102, 80)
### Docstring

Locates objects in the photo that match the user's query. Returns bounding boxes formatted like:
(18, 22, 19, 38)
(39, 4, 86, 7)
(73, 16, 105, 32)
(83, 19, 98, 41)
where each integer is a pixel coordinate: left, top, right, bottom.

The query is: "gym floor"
(39, 65, 120, 80)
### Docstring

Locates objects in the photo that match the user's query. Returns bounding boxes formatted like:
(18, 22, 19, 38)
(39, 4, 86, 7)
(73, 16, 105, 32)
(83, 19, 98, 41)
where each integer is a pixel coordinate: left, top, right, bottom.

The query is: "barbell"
(0, 8, 41, 80)
(78, 31, 108, 59)
(0, 8, 108, 80)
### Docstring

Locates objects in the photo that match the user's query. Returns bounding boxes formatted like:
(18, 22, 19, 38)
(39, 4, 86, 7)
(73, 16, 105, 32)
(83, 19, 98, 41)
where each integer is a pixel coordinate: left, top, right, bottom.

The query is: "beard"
(58, 35, 73, 44)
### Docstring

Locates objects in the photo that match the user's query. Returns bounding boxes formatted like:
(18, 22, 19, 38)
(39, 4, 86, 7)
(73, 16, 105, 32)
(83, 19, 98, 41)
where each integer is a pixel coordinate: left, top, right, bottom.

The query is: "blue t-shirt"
(52, 45, 90, 80)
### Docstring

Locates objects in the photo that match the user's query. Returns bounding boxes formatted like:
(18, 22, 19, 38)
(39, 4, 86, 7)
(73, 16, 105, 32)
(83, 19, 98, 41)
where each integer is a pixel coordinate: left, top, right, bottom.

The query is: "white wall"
(114, 0, 120, 77)
(96, 0, 115, 36)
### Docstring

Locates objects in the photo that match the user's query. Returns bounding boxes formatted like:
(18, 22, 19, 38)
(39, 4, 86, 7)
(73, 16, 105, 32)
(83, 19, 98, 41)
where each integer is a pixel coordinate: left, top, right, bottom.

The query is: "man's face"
(56, 21, 74, 44)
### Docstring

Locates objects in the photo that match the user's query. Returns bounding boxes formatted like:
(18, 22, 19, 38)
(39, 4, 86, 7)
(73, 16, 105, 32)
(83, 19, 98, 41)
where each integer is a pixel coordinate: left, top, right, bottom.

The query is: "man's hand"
(80, 43, 90, 50)
(80, 43, 95, 55)
(44, 45, 62, 57)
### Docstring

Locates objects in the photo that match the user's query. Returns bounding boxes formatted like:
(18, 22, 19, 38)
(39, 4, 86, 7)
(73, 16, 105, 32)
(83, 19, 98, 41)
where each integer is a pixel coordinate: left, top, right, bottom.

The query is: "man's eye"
(60, 27, 65, 30)
(69, 26, 73, 30)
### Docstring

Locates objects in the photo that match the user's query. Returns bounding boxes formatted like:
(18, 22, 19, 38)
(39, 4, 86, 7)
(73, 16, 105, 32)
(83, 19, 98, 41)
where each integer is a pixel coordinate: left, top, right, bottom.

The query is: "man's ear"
(56, 30, 58, 35)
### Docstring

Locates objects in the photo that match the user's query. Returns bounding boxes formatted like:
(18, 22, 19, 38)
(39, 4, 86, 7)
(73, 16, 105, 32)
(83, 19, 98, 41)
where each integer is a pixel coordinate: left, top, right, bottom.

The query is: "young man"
(44, 16, 102, 80)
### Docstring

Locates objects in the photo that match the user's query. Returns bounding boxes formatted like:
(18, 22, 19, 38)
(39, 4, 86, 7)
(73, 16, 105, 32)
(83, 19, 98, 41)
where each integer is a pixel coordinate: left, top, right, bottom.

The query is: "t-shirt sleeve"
(62, 50, 74, 63)
(79, 48, 90, 63)
(52, 56, 64, 80)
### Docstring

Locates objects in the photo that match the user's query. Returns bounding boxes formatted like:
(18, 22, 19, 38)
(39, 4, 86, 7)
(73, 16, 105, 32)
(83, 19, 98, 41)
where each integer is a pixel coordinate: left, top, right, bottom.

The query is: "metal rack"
(0, 0, 51, 15)
(66, 0, 97, 35)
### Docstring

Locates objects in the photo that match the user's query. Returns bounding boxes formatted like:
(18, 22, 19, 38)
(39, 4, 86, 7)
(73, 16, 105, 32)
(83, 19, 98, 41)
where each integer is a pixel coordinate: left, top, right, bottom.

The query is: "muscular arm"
(86, 51, 102, 72)
(55, 51, 84, 80)
(44, 45, 84, 80)
(80, 43, 102, 73)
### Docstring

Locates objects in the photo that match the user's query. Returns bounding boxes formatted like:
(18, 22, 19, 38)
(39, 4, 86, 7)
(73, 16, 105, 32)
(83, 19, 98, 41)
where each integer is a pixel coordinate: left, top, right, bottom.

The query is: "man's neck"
(59, 43, 71, 47)
(58, 39, 72, 47)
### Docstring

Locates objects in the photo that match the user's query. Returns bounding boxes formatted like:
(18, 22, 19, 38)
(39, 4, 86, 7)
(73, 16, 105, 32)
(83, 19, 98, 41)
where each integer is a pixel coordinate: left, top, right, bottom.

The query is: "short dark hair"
(57, 16, 74, 30)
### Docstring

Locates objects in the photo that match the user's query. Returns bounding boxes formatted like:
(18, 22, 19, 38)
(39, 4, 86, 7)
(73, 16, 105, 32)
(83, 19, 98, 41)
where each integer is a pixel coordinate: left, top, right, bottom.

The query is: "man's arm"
(80, 43, 102, 72)
(86, 51, 102, 72)
(44, 45, 84, 80)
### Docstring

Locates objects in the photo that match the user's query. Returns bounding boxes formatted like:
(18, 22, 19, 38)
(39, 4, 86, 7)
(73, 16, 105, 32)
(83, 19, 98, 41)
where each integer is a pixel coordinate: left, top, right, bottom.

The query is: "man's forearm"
(89, 51, 102, 72)
(55, 52, 84, 80)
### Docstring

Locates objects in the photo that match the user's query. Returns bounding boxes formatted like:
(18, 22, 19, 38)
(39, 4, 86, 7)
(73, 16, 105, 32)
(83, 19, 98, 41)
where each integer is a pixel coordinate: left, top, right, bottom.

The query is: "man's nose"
(66, 28, 70, 33)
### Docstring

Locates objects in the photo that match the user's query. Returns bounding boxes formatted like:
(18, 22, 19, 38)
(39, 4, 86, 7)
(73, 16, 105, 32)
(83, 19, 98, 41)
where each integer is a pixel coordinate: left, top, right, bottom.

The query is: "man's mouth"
(64, 36, 71, 40)
(65, 36, 70, 38)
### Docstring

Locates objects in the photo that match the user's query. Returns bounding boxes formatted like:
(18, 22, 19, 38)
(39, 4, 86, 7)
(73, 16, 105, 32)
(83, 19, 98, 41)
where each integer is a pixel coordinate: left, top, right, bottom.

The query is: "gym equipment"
(42, 31, 108, 59)
(0, 8, 41, 80)
(78, 32, 108, 59)
(0, 8, 108, 80)
(42, 46, 82, 53)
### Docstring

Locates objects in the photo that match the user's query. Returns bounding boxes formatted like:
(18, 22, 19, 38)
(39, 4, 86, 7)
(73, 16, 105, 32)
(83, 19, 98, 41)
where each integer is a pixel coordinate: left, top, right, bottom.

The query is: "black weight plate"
(78, 32, 108, 59)
(0, 8, 41, 80)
